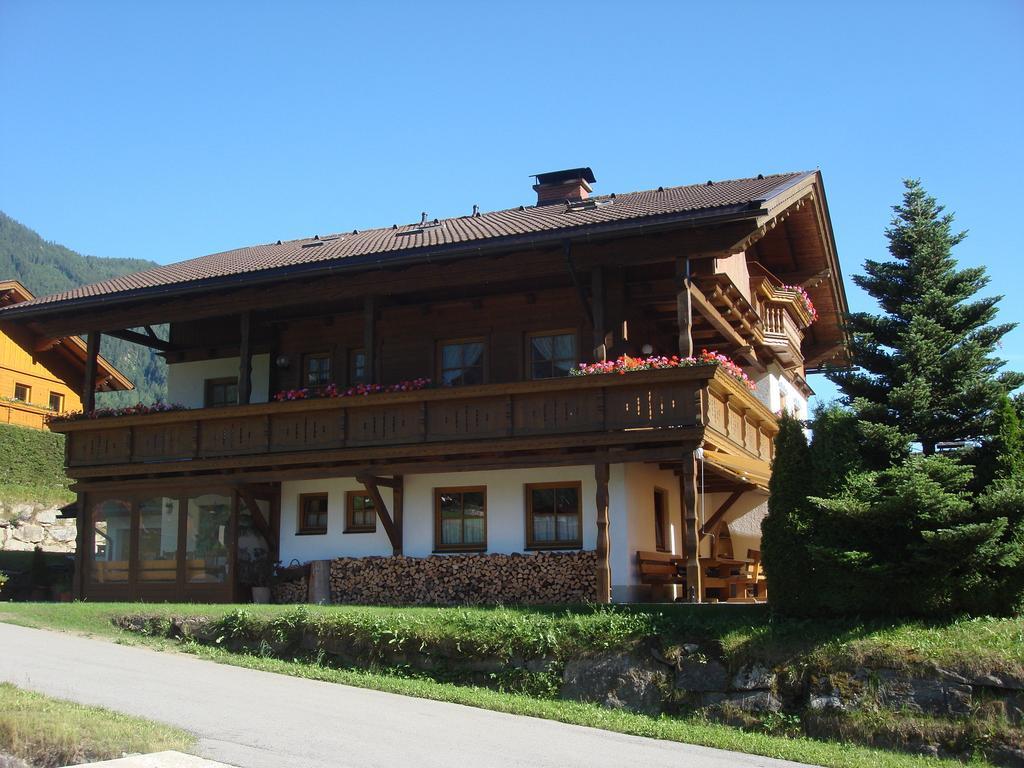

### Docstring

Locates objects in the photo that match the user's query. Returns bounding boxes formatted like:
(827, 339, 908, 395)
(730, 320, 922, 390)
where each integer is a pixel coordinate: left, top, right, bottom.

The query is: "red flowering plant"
(570, 350, 756, 391)
(779, 284, 819, 323)
(273, 377, 432, 402)
(48, 401, 188, 423)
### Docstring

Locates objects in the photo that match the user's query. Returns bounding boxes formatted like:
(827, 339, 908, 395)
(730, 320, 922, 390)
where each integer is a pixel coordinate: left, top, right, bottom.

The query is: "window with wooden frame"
(434, 487, 486, 551)
(297, 493, 329, 535)
(349, 348, 367, 384)
(13, 383, 30, 402)
(204, 377, 238, 407)
(527, 331, 578, 379)
(48, 391, 64, 412)
(526, 482, 582, 549)
(345, 491, 376, 533)
(653, 487, 669, 552)
(438, 339, 486, 386)
(302, 352, 332, 389)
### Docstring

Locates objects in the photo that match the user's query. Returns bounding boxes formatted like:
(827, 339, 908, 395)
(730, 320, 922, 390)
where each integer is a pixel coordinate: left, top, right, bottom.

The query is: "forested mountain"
(0, 211, 167, 406)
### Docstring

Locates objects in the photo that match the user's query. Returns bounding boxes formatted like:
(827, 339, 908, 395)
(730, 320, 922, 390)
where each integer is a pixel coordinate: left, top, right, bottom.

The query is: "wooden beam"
(238, 486, 278, 554)
(700, 489, 744, 537)
(595, 461, 611, 604)
(591, 264, 606, 361)
(33, 337, 62, 353)
(677, 257, 693, 357)
(238, 311, 252, 405)
(680, 452, 701, 602)
(357, 473, 401, 555)
(82, 331, 100, 413)
(106, 328, 175, 352)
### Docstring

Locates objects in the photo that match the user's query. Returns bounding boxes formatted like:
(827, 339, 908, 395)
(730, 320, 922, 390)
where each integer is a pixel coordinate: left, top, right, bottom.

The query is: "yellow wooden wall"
(0, 323, 82, 430)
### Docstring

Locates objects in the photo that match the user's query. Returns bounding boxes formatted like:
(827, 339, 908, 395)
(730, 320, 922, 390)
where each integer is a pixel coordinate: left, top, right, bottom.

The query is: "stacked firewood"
(328, 551, 598, 605)
(273, 577, 308, 604)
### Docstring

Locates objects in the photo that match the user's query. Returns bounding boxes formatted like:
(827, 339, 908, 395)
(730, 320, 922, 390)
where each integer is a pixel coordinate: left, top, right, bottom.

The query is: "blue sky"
(1, 1, 1022, 404)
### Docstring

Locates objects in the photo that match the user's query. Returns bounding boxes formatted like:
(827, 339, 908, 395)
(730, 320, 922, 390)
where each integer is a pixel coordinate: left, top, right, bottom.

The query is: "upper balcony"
(49, 365, 777, 482)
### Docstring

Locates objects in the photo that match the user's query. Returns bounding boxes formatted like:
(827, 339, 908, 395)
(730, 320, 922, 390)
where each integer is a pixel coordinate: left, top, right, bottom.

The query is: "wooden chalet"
(0, 280, 131, 430)
(0, 168, 848, 604)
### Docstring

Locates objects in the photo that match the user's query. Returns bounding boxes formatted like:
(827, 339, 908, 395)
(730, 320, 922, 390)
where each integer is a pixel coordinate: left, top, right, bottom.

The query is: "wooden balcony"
(50, 366, 777, 481)
(761, 302, 805, 367)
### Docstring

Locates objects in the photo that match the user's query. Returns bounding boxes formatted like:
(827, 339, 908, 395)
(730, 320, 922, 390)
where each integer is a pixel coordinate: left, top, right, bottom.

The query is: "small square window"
(526, 482, 582, 549)
(298, 493, 328, 535)
(434, 487, 487, 551)
(528, 332, 577, 379)
(204, 378, 238, 408)
(13, 383, 31, 402)
(345, 491, 377, 533)
(303, 353, 332, 388)
(439, 340, 485, 386)
(48, 392, 64, 412)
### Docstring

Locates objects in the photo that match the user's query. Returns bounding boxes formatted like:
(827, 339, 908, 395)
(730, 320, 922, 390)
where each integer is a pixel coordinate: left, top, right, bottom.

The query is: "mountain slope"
(0, 212, 167, 406)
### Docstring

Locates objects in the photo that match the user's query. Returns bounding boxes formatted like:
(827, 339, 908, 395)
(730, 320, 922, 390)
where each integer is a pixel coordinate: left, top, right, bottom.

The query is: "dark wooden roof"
(0, 172, 812, 317)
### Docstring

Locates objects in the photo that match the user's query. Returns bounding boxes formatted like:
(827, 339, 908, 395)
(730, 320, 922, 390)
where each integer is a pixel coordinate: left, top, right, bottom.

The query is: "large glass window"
(434, 487, 486, 551)
(350, 349, 367, 384)
(528, 332, 577, 379)
(186, 494, 231, 583)
(138, 496, 179, 582)
(526, 482, 581, 549)
(91, 499, 132, 583)
(653, 488, 669, 553)
(439, 340, 485, 386)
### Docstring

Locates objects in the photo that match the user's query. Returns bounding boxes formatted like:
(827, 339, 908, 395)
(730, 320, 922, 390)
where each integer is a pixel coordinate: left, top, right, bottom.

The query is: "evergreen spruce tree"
(974, 393, 1024, 490)
(761, 415, 817, 615)
(828, 180, 1023, 457)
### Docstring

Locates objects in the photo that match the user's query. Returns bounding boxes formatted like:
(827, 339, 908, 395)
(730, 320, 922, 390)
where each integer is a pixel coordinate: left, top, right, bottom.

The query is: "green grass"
(0, 482, 74, 506)
(1, 602, 1016, 768)
(0, 682, 193, 768)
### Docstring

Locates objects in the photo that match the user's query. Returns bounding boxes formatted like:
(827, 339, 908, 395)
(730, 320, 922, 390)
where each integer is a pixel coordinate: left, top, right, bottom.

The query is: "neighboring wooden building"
(0, 169, 849, 604)
(0, 280, 131, 430)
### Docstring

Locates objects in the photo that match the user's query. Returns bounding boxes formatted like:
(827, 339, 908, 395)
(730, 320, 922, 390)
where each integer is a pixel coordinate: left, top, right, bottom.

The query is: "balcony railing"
(51, 366, 777, 476)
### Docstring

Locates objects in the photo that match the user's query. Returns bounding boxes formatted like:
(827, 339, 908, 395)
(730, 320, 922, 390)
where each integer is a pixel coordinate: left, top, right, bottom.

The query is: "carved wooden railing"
(51, 366, 777, 473)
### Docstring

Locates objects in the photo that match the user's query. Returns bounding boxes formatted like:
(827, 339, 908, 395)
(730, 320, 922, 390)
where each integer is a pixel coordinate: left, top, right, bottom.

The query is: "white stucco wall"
(166, 355, 270, 408)
(279, 466, 600, 566)
(751, 364, 808, 419)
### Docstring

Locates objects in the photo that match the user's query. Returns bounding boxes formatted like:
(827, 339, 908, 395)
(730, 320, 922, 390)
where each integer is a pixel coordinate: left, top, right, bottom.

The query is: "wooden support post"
(238, 310, 252, 405)
(357, 473, 402, 555)
(677, 257, 693, 358)
(308, 560, 331, 605)
(82, 331, 100, 413)
(591, 265, 607, 362)
(72, 492, 86, 599)
(595, 461, 611, 604)
(392, 475, 403, 555)
(363, 296, 377, 383)
(680, 452, 701, 602)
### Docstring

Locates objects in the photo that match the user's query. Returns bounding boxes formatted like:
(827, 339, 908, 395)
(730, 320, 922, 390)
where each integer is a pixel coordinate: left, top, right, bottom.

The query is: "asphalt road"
(0, 623, 815, 768)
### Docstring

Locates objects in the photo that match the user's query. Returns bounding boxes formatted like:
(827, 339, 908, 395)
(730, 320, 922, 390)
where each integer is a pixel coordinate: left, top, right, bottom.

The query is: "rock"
(878, 676, 973, 716)
(809, 692, 844, 711)
(0, 751, 33, 768)
(34, 507, 58, 525)
(731, 664, 775, 691)
(935, 666, 970, 685)
(1, 537, 35, 552)
(991, 744, 1024, 767)
(975, 672, 1024, 691)
(12, 503, 36, 521)
(721, 690, 781, 713)
(681, 643, 700, 655)
(676, 658, 728, 692)
(562, 651, 670, 716)
(12, 524, 43, 543)
(50, 525, 77, 542)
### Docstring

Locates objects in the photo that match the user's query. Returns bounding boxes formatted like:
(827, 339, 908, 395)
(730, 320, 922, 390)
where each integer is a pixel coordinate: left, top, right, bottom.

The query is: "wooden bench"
(637, 550, 685, 601)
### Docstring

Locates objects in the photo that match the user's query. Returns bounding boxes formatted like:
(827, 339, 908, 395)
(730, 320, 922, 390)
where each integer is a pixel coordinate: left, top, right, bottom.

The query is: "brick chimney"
(532, 167, 596, 206)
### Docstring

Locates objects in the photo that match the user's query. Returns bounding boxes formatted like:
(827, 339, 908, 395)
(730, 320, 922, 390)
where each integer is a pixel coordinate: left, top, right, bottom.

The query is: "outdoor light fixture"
(275, 354, 291, 369)
(641, 343, 654, 355)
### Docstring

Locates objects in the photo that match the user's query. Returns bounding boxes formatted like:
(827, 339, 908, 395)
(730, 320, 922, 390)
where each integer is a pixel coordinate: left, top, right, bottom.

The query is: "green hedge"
(0, 423, 68, 489)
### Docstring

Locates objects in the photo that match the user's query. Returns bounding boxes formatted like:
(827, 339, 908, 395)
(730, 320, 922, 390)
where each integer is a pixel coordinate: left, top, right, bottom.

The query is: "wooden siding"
(0, 321, 83, 430)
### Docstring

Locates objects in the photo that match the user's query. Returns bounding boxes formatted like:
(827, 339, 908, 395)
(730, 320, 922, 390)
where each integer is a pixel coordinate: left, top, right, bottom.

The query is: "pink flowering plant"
(48, 401, 188, 423)
(274, 377, 432, 402)
(570, 350, 756, 390)
(779, 284, 819, 323)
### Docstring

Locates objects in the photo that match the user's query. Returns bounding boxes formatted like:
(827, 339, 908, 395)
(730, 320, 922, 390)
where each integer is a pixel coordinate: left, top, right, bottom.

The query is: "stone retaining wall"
(0, 500, 76, 553)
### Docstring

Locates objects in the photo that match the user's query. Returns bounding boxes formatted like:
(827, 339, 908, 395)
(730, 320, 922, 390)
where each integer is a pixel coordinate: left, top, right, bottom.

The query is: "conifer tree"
(974, 393, 1024, 490)
(828, 180, 1023, 456)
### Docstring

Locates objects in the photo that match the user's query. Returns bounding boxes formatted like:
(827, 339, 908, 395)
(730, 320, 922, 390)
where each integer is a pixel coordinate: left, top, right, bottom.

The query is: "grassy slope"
(1, 602, 1016, 768)
(0, 423, 72, 506)
(0, 683, 193, 768)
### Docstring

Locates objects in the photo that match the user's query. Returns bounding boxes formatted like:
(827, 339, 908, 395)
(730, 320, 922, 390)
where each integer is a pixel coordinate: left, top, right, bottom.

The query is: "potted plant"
(250, 556, 277, 604)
